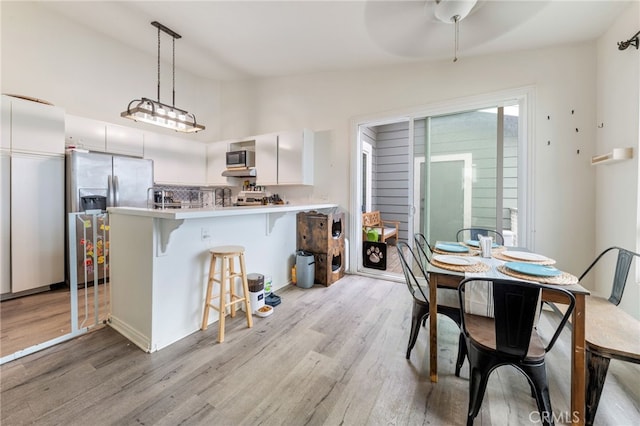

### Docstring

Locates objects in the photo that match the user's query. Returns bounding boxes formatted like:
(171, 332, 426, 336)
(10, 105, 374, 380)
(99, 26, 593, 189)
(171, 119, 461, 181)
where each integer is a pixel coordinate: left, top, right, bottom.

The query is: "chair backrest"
(456, 228, 505, 246)
(362, 211, 382, 227)
(458, 278, 575, 359)
(414, 233, 433, 267)
(579, 246, 640, 306)
(397, 241, 429, 303)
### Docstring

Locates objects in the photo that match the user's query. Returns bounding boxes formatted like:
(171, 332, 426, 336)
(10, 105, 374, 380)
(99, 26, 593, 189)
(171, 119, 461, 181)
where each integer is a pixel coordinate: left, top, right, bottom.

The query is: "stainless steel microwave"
(226, 150, 255, 168)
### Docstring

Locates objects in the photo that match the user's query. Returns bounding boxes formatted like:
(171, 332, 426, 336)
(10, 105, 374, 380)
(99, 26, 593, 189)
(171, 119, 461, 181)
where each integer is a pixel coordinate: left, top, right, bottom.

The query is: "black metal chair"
(456, 228, 505, 246)
(413, 233, 467, 376)
(457, 277, 575, 426)
(413, 232, 467, 377)
(397, 241, 466, 376)
(580, 246, 640, 306)
(413, 232, 433, 268)
(576, 247, 640, 425)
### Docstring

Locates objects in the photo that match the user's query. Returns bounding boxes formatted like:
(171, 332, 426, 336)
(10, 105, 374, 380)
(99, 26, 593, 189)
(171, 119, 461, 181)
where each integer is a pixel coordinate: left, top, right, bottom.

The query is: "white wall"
(595, 1, 640, 318)
(4, 1, 637, 316)
(0, 2, 220, 143)
(220, 44, 599, 282)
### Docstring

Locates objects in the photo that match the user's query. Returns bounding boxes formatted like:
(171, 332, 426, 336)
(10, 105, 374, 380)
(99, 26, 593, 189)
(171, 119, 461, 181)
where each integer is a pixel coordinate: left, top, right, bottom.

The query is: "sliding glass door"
(355, 91, 529, 277)
(416, 105, 520, 246)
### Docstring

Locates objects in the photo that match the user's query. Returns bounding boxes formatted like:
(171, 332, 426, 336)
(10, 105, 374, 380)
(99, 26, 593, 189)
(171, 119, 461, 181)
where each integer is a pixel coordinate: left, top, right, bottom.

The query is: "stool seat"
(201, 245, 253, 342)
(209, 245, 245, 255)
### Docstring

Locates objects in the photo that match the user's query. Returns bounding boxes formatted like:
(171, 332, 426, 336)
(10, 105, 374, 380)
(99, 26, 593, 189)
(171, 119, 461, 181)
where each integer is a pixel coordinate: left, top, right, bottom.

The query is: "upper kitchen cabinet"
(277, 129, 314, 185)
(145, 133, 207, 186)
(210, 129, 314, 186)
(65, 115, 144, 157)
(255, 133, 278, 186)
(6, 95, 65, 155)
(206, 140, 230, 186)
(105, 124, 144, 157)
(65, 114, 106, 152)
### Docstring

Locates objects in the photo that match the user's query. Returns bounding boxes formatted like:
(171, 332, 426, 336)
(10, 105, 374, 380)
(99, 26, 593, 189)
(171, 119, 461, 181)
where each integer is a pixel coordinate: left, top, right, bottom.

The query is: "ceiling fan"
(364, 0, 549, 62)
(432, 0, 479, 61)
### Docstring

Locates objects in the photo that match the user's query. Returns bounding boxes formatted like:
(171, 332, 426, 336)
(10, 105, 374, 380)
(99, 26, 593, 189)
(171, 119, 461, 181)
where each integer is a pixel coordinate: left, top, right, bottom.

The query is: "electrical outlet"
(201, 227, 211, 241)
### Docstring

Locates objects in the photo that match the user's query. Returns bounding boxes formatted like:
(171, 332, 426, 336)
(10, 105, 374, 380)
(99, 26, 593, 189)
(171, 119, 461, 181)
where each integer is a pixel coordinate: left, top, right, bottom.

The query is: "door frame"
(349, 86, 535, 277)
(362, 141, 372, 213)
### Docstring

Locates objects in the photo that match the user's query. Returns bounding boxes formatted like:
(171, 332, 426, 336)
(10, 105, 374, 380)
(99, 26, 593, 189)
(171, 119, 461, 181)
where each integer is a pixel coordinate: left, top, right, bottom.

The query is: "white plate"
(433, 255, 481, 266)
(502, 250, 549, 262)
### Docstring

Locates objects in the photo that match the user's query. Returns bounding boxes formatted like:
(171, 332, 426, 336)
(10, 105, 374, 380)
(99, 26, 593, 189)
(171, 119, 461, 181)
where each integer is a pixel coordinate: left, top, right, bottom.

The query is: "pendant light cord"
(172, 37, 176, 107)
(155, 23, 178, 107)
(157, 25, 161, 102)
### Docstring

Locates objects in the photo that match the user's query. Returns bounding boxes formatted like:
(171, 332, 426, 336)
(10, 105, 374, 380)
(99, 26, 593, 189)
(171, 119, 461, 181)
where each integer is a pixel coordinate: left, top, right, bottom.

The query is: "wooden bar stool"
(201, 245, 253, 342)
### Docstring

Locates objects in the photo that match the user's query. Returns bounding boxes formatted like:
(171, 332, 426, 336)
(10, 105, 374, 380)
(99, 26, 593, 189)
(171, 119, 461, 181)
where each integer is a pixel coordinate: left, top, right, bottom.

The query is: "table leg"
(571, 293, 586, 425)
(429, 273, 439, 383)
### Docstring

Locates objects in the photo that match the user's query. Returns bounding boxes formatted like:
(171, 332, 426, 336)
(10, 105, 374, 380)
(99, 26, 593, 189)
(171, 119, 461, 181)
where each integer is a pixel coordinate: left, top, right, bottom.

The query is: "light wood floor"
(1, 285, 109, 358)
(1, 275, 638, 425)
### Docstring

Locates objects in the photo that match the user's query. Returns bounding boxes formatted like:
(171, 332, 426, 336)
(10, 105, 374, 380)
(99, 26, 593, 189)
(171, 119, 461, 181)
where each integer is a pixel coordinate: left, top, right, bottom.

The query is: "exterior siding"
(371, 122, 409, 243)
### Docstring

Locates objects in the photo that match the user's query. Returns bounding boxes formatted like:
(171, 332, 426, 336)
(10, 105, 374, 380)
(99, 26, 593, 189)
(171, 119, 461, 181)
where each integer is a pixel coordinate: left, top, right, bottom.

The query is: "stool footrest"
(210, 272, 245, 284)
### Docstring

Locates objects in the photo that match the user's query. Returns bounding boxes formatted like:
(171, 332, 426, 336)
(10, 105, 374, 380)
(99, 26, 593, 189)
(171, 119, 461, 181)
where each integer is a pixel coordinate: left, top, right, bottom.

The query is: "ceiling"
(40, 0, 632, 81)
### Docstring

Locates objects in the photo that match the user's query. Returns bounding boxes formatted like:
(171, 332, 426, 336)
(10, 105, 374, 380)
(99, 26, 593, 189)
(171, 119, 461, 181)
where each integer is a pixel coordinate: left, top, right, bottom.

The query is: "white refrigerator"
(66, 150, 153, 285)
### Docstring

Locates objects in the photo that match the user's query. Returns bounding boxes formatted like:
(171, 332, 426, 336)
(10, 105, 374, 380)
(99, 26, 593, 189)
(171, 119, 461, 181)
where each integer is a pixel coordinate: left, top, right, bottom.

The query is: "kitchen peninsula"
(108, 203, 338, 352)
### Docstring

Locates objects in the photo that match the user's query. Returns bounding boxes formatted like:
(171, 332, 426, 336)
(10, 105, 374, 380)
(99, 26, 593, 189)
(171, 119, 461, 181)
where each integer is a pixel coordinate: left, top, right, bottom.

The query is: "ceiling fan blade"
(364, 0, 550, 58)
(364, 0, 452, 57)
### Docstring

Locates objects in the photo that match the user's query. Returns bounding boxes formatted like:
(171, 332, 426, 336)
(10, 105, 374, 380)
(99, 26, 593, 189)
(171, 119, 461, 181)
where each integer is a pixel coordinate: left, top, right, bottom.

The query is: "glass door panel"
(415, 106, 519, 245)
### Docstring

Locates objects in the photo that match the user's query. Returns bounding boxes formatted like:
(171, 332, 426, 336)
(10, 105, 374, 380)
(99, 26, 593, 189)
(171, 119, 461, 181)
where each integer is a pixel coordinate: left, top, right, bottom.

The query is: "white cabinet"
(255, 133, 278, 185)
(209, 128, 314, 186)
(65, 114, 144, 157)
(1, 96, 10, 150)
(65, 114, 106, 151)
(6, 95, 65, 155)
(106, 124, 144, 157)
(3, 95, 66, 294)
(206, 140, 230, 186)
(0, 152, 10, 294)
(277, 129, 314, 185)
(10, 153, 65, 292)
(144, 133, 207, 185)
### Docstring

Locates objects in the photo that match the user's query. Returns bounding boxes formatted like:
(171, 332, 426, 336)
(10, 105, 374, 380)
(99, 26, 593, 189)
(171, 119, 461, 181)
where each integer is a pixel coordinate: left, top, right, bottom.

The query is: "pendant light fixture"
(433, 0, 478, 62)
(121, 21, 205, 133)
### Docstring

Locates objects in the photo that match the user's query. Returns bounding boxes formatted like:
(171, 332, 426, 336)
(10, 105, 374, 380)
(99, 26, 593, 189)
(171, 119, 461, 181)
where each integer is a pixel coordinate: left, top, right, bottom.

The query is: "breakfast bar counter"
(107, 203, 338, 352)
(110, 203, 339, 220)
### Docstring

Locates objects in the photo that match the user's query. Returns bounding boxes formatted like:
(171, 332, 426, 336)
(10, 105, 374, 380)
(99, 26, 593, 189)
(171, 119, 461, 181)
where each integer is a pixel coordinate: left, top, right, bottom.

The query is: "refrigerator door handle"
(114, 175, 120, 207)
(107, 175, 114, 207)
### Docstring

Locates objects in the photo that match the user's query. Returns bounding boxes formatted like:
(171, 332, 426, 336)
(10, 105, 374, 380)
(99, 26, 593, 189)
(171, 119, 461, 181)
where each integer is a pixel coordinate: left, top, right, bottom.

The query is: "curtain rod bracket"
(618, 30, 639, 51)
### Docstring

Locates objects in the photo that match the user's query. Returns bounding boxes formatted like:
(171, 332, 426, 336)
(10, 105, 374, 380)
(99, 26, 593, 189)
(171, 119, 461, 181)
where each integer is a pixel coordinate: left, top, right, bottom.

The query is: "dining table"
(426, 242, 590, 426)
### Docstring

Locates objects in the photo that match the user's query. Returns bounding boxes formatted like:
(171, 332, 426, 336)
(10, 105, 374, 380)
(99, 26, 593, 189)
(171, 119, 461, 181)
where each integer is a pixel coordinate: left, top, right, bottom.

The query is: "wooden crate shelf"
(296, 210, 345, 286)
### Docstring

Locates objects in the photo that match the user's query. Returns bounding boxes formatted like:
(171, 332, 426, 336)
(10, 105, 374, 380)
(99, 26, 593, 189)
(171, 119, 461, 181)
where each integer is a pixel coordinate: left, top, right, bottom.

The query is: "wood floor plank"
(1, 275, 639, 425)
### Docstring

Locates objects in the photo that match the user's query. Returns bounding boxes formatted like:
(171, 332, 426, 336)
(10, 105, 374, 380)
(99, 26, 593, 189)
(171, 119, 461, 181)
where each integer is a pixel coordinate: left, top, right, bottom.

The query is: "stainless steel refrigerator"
(66, 150, 153, 286)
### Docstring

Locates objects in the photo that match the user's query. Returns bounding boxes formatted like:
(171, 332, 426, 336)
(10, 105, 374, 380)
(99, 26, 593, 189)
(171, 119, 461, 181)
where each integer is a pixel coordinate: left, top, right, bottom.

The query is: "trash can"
(296, 250, 315, 289)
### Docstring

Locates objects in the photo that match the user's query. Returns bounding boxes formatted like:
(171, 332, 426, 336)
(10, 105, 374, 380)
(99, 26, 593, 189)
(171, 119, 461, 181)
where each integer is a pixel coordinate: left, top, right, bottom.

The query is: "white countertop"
(108, 203, 339, 220)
